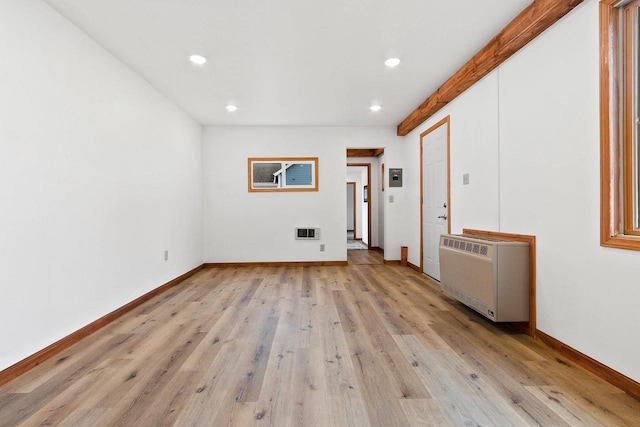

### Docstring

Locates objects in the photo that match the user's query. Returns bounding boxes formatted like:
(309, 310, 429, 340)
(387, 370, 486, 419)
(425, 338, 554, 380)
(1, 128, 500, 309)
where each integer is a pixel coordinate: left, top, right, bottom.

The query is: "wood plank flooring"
(1, 250, 639, 426)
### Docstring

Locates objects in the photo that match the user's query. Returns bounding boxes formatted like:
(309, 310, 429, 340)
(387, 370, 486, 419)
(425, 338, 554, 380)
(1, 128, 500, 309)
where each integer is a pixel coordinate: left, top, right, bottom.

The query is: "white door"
(422, 122, 449, 280)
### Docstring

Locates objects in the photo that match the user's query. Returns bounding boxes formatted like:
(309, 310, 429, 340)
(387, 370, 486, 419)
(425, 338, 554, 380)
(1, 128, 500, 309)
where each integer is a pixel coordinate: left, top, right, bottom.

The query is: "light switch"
(463, 173, 470, 185)
(389, 195, 394, 203)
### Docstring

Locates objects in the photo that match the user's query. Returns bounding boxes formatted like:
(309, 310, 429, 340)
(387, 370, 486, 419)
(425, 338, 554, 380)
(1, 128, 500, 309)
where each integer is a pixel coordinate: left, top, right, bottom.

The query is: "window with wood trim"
(248, 157, 319, 192)
(623, 1, 640, 234)
(601, 0, 640, 249)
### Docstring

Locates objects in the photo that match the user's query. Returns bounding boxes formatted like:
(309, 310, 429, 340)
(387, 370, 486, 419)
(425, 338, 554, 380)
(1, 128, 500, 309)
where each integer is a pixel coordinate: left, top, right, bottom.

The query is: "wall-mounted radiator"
(438, 234, 529, 322)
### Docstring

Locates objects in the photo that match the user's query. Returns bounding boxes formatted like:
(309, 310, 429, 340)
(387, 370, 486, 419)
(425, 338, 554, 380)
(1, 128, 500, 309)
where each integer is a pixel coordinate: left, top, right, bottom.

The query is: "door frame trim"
(347, 163, 372, 249)
(420, 116, 451, 273)
(347, 181, 357, 239)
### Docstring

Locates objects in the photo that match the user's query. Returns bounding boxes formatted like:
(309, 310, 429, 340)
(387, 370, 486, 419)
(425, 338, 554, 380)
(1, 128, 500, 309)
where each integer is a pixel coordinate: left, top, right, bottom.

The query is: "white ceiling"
(44, 0, 530, 127)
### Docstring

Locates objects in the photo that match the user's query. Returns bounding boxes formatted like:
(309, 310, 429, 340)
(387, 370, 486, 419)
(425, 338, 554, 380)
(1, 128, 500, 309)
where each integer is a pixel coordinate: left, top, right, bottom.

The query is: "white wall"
(404, 0, 640, 383)
(203, 127, 399, 262)
(0, 1, 203, 371)
(381, 150, 410, 260)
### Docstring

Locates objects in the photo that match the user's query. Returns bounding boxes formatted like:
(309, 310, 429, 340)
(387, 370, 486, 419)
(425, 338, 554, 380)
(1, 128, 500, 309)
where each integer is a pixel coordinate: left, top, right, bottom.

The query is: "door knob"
(437, 214, 448, 220)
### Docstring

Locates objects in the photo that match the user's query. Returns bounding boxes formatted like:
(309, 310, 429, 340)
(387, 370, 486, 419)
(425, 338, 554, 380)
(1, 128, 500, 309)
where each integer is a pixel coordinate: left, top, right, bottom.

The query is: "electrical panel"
(389, 168, 403, 187)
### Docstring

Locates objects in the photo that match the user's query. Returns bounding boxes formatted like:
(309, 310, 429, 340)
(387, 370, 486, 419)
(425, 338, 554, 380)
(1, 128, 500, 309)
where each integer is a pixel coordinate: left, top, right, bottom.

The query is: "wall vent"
(295, 228, 320, 240)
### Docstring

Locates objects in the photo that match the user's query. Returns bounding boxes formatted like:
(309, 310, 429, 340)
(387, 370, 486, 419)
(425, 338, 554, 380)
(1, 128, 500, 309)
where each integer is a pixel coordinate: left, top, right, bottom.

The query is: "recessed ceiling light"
(385, 58, 401, 67)
(370, 105, 382, 112)
(226, 105, 238, 112)
(189, 54, 207, 65)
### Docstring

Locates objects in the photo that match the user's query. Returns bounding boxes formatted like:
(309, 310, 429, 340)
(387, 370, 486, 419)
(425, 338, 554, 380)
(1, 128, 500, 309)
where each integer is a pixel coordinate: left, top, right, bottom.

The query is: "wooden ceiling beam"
(347, 148, 384, 158)
(397, 0, 584, 136)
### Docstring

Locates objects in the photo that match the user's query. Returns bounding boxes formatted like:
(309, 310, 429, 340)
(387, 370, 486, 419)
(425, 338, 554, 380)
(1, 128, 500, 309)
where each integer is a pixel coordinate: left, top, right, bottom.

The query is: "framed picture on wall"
(364, 185, 368, 202)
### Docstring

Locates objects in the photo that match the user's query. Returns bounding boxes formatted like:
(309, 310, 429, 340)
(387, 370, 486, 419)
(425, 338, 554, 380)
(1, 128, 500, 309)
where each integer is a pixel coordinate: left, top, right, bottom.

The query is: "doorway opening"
(346, 163, 371, 250)
(347, 148, 385, 253)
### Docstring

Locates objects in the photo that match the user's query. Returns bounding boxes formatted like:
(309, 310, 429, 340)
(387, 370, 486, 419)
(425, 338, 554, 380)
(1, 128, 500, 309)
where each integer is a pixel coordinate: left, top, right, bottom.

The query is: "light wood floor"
(1, 250, 639, 426)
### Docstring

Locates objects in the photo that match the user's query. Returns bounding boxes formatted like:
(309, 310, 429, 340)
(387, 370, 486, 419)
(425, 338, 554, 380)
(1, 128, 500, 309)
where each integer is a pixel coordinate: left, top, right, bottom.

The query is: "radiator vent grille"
(442, 283, 492, 318)
(443, 237, 489, 258)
